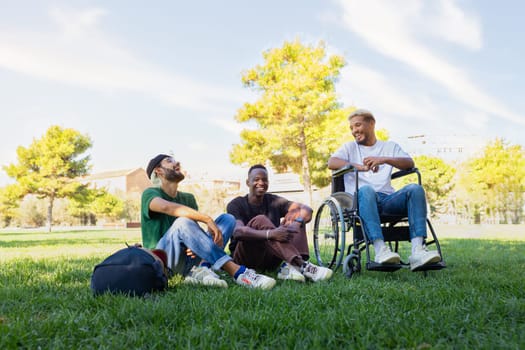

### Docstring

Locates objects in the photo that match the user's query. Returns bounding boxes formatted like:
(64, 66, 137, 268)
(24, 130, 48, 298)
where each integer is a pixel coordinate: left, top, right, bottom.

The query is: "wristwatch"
(294, 217, 304, 224)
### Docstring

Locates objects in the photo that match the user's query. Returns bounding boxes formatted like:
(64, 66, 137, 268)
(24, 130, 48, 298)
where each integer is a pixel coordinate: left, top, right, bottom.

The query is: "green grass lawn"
(1, 228, 524, 349)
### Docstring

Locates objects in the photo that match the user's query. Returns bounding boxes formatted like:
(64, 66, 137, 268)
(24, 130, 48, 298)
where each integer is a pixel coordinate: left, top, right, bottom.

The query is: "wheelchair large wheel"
(313, 197, 346, 270)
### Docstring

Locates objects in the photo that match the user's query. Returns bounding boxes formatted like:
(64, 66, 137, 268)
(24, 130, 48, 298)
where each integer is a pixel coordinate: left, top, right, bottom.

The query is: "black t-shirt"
(226, 193, 291, 253)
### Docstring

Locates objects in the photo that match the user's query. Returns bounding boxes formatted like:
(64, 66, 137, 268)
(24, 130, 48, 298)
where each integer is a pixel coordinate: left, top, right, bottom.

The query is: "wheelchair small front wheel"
(342, 253, 360, 278)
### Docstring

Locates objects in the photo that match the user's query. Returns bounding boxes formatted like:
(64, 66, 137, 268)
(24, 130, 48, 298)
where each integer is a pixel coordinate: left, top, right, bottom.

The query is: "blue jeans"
(156, 213, 236, 276)
(357, 184, 427, 242)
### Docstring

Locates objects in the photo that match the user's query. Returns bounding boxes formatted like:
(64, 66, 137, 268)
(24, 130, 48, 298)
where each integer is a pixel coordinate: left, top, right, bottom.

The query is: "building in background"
(81, 168, 151, 227)
(82, 168, 151, 194)
(400, 133, 486, 163)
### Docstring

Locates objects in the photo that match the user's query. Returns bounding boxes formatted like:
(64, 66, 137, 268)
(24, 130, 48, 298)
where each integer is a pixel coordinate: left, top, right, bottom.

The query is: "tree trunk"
(47, 196, 54, 232)
(298, 129, 313, 207)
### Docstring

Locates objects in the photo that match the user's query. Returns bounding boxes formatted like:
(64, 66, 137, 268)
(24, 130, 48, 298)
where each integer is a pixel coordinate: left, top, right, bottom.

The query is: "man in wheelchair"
(327, 109, 441, 271)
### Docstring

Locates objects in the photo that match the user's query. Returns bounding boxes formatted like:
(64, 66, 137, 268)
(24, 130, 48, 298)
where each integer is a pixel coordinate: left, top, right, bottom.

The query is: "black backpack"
(91, 246, 168, 296)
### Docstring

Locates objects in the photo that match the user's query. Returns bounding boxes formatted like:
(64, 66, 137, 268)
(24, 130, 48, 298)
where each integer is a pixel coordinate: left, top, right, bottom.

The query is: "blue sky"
(1, 0, 524, 186)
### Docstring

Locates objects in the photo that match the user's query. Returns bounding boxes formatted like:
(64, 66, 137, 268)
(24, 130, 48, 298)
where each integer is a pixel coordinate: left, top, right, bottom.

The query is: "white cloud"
(423, 0, 483, 50)
(337, 0, 524, 126)
(210, 118, 245, 134)
(0, 7, 242, 116)
(188, 142, 208, 151)
(49, 6, 108, 38)
(462, 110, 489, 131)
(339, 63, 438, 120)
(337, 62, 448, 138)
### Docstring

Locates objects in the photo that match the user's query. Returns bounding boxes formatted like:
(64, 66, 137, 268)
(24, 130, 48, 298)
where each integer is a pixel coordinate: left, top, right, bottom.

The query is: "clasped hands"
(359, 156, 385, 172)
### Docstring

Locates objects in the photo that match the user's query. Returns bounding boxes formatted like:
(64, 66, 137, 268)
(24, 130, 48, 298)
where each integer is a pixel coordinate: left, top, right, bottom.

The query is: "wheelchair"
(313, 165, 446, 278)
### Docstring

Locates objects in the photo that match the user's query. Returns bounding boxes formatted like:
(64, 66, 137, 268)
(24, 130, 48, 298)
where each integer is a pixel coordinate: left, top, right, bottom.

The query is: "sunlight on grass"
(1, 226, 524, 349)
(0, 229, 142, 261)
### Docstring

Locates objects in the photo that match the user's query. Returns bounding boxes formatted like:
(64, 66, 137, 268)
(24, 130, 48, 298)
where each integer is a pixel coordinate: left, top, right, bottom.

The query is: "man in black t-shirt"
(227, 164, 333, 283)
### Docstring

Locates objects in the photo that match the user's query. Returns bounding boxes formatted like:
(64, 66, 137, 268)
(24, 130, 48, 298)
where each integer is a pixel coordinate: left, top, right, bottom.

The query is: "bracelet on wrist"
(266, 230, 270, 240)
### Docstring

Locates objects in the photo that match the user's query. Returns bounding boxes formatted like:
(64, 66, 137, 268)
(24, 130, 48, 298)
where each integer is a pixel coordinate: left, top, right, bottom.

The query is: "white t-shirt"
(331, 140, 410, 194)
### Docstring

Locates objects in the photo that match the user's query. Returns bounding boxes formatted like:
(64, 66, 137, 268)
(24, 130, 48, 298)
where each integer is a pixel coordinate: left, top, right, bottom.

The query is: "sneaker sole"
(184, 276, 228, 288)
(277, 269, 306, 282)
(410, 255, 441, 271)
(203, 279, 228, 288)
(277, 274, 306, 282)
(314, 270, 334, 282)
(240, 278, 276, 290)
(305, 269, 334, 282)
(261, 279, 276, 290)
(376, 256, 401, 264)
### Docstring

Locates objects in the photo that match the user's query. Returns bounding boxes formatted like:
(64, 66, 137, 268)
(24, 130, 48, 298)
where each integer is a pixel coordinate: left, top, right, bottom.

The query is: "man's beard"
(162, 167, 185, 182)
(354, 134, 370, 145)
(353, 134, 366, 145)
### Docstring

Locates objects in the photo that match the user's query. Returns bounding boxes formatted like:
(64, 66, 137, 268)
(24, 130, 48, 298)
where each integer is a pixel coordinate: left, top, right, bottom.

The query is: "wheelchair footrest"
(411, 261, 447, 272)
(366, 261, 404, 272)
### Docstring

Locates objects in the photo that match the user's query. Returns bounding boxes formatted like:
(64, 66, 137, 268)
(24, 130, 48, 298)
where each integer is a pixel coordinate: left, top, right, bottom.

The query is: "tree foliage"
(121, 191, 142, 223)
(230, 39, 347, 203)
(394, 155, 456, 217)
(458, 138, 525, 224)
(0, 184, 25, 227)
(17, 195, 47, 227)
(3, 125, 92, 231)
(68, 188, 124, 224)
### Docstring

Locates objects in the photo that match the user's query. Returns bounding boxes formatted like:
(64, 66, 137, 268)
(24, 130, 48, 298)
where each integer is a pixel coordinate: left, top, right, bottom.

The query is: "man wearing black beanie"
(141, 154, 276, 290)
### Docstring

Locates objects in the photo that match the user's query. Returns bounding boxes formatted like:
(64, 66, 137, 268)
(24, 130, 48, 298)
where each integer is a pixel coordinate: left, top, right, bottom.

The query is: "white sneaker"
(235, 268, 276, 290)
(409, 248, 441, 271)
(277, 262, 305, 282)
(301, 262, 333, 282)
(184, 266, 228, 288)
(374, 246, 401, 264)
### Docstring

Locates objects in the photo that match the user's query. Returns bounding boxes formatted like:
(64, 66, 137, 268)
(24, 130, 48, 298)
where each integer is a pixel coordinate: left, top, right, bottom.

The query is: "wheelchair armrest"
(391, 167, 421, 184)
(334, 166, 418, 180)
(332, 164, 355, 178)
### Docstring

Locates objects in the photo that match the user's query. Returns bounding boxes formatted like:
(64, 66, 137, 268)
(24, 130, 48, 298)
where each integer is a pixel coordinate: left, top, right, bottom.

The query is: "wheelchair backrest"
(332, 173, 345, 193)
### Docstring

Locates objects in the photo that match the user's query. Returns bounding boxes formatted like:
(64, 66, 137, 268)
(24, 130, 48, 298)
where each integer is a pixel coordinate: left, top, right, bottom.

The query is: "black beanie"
(146, 154, 169, 179)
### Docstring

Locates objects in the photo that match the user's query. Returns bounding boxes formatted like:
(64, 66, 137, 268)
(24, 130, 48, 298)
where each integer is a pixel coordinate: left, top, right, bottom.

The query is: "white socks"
(411, 236, 424, 254)
(375, 237, 425, 254)
(373, 239, 386, 253)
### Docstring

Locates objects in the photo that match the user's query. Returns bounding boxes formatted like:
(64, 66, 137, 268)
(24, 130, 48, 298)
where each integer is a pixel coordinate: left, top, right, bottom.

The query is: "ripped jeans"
(358, 184, 428, 242)
(155, 213, 236, 276)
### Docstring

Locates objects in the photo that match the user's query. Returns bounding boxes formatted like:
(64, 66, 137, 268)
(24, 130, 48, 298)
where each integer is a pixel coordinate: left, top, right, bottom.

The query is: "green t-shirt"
(141, 187, 198, 249)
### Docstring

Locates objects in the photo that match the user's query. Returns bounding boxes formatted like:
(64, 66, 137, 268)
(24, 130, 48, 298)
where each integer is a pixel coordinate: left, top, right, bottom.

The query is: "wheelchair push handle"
(332, 164, 358, 178)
